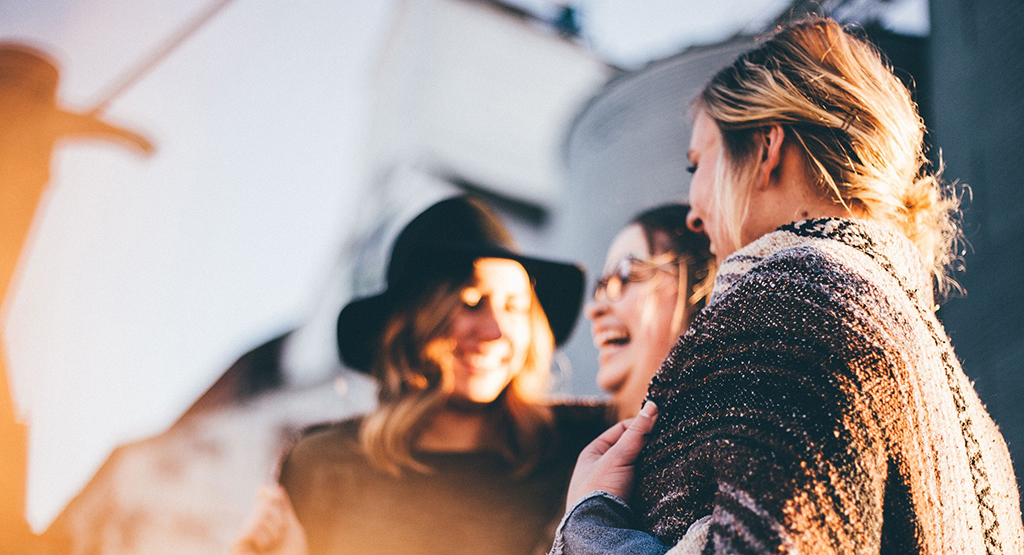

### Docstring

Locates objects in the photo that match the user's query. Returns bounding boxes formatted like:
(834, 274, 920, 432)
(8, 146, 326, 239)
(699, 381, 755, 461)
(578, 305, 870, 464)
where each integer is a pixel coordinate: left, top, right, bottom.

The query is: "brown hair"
(632, 203, 716, 332)
(694, 17, 961, 299)
(359, 271, 555, 477)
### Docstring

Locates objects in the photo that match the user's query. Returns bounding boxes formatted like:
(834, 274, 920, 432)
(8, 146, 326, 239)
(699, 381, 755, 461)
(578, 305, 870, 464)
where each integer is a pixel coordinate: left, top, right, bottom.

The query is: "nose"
(475, 301, 505, 342)
(584, 296, 609, 322)
(686, 211, 704, 234)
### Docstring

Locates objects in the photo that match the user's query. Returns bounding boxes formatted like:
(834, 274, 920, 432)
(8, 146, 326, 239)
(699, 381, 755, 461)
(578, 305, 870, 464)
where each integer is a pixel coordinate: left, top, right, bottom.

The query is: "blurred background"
(0, 0, 1020, 553)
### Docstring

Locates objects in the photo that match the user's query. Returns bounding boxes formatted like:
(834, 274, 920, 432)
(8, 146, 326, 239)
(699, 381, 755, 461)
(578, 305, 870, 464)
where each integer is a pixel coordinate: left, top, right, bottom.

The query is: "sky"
(511, 0, 928, 67)
(0, 0, 928, 532)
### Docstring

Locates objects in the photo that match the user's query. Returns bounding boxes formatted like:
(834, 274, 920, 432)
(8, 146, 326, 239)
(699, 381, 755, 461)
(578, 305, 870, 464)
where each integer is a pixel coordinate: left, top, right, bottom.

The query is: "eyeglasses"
(592, 253, 681, 302)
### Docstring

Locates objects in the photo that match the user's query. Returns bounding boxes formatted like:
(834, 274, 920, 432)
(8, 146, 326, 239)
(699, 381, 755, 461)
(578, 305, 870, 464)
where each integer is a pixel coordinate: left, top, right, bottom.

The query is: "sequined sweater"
(636, 218, 1024, 554)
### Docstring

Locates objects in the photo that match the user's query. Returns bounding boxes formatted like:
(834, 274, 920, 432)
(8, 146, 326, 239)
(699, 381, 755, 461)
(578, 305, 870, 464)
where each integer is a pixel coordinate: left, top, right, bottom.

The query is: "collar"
(709, 218, 933, 309)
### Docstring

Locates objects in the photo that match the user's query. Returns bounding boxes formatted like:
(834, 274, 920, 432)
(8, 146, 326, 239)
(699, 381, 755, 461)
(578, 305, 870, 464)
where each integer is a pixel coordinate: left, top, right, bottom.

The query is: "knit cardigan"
(637, 218, 1023, 554)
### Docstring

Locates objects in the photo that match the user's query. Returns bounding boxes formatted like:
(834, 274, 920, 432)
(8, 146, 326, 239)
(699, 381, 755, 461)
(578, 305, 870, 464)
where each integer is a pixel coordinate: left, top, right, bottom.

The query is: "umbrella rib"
(87, 0, 240, 115)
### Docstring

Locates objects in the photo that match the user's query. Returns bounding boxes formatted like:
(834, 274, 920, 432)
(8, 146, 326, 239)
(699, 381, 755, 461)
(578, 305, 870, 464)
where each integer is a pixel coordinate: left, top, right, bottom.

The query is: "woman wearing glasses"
(586, 204, 714, 421)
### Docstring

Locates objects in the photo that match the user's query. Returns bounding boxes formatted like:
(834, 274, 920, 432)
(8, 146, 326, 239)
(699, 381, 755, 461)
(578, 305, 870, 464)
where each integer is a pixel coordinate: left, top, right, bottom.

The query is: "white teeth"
(593, 329, 630, 348)
(459, 351, 507, 369)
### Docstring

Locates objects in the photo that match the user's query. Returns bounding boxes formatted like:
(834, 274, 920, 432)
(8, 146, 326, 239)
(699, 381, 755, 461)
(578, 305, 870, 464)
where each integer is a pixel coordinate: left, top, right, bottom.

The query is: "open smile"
(456, 351, 509, 373)
(593, 328, 631, 365)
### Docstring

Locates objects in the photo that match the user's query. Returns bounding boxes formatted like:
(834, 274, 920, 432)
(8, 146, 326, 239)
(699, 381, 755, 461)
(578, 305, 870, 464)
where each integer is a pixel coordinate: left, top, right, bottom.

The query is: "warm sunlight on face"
(585, 225, 684, 420)
(445, 257, 533, 405)
(686, 109, 733, 258)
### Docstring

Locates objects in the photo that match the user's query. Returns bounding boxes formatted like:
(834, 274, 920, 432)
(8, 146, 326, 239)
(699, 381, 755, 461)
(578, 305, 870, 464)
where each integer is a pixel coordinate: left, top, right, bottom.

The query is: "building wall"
(929, 0, 1024, 488)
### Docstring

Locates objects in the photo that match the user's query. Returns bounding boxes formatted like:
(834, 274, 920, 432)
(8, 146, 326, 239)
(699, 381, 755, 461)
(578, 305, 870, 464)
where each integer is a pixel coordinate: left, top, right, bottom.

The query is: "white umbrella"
(0, 0, 397, 531)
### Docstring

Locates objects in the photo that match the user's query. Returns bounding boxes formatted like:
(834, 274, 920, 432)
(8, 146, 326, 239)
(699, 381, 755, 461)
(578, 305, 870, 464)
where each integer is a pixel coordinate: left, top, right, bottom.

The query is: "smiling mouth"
(593, 329, 630, 349)
(457, 353, 509, 373)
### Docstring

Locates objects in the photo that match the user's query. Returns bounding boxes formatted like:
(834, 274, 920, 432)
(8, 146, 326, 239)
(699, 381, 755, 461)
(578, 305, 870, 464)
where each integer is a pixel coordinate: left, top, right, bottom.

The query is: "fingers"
(629, 400, 658, 436)
(564, 401, 659, 505)
(583, 417, 633, 457)
(607, 401, 658, 460)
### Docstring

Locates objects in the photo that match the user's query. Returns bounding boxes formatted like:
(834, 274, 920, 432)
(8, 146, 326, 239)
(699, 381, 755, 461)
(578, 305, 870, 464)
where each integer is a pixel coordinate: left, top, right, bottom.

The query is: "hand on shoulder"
(566, 401, 658, 507)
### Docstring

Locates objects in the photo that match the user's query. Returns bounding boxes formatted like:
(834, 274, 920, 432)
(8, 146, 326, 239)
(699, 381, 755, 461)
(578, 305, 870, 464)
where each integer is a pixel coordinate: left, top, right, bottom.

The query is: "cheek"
(506, 317, 533, 359)
(424, 337, 455, 373)
(614, 295, 645, 332)
(640, 288, 682, 354)
(446, 311, 472, 346)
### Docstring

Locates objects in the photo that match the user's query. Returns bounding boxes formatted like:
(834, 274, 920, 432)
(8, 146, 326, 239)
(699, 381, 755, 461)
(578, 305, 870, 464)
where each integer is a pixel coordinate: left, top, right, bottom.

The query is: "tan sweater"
(279, 403, 610, 555)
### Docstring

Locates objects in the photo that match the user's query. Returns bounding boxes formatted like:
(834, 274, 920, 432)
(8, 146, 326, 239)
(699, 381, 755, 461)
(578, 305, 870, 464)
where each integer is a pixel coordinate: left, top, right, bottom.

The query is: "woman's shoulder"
(710, 218, 925, 309)
(282, 416, 365, 470)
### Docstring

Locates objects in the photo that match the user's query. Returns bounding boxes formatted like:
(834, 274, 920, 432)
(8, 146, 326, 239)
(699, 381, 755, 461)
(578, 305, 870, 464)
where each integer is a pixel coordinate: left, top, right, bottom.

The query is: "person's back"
(637, 219, 1023, 553)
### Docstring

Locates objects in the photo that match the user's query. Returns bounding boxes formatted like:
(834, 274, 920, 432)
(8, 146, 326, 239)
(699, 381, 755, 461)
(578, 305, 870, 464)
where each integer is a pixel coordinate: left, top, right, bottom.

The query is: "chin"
(596, 360, 631, 393)
(453, 381, 509, 406)
(467, 391, 503, 404)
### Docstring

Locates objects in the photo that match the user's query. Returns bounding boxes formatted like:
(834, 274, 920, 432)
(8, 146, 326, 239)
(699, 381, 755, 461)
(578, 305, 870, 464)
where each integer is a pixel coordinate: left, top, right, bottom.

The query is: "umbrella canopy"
(0, 0, 398, 531)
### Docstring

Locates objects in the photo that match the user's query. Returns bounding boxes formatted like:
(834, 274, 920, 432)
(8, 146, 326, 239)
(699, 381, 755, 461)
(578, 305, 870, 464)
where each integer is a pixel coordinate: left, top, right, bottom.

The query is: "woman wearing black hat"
(233, 196, 610, 555)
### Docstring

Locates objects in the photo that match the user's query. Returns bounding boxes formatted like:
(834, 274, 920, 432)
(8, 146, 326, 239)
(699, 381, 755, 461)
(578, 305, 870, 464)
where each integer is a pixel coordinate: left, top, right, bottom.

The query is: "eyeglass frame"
(592, 252, 686, 303)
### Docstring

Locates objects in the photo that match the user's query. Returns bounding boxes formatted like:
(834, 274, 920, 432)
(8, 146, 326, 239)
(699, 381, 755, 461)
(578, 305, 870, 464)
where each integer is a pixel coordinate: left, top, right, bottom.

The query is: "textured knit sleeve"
(636, 250, 892, 553)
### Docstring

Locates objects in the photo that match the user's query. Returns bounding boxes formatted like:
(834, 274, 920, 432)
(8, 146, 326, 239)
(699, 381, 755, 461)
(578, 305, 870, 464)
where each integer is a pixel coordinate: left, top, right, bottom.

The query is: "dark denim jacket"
(548, 492, 671, 555)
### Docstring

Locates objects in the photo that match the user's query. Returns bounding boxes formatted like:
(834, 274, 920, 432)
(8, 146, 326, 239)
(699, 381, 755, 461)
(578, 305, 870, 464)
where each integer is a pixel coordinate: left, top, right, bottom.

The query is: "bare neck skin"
(740, 125, 857, 246)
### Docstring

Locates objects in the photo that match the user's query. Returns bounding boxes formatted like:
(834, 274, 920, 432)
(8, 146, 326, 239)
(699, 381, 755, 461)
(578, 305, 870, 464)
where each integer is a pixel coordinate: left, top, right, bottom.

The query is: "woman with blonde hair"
(552, 17, 1023, 554)
(234, 196, 609, 555)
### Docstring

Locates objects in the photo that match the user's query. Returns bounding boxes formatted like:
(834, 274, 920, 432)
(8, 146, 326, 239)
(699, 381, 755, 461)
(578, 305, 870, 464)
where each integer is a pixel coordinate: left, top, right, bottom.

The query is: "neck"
(745, 169, 860, 246)
(415, 405, 495, 453)
(790, 186, 856, 221)
(792, 195, 856, 222)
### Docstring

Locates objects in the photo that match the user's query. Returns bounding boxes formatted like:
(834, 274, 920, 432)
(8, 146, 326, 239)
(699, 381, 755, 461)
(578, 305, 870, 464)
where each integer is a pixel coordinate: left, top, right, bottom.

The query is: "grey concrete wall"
(929, 0, 1024, 487)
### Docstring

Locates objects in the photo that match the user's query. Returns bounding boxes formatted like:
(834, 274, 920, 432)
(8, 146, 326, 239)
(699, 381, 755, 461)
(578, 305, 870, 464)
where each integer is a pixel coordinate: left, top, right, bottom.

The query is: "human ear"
(755, 124, 785, 190)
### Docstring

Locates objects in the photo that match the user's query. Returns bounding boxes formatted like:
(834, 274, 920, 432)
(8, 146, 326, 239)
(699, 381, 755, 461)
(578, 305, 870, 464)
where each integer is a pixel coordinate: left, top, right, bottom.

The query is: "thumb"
(607, 401, 658, 459)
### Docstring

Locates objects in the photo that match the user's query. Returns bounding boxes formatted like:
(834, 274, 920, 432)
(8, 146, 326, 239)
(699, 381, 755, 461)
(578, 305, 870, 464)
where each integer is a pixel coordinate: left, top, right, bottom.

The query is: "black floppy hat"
(336, 196, 585, 372)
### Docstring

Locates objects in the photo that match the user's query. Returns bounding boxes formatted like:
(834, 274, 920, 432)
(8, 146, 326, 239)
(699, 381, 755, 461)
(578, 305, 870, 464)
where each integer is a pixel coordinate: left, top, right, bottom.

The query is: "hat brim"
(337, 246, 584, 372)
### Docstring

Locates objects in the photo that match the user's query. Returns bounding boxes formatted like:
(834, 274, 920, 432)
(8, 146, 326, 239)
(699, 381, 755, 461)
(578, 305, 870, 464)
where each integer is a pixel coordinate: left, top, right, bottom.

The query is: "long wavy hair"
(359, 267, 555, 477)
(694, 17, 962, 300)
